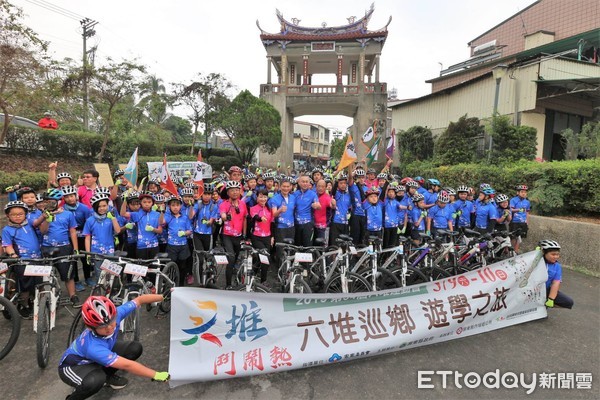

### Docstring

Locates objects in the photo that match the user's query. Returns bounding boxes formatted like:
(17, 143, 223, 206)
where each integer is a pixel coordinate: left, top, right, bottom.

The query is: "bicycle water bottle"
(145, 281, 156, 294)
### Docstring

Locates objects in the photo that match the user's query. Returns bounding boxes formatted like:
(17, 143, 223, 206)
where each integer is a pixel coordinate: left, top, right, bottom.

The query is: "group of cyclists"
(4, 158, 576, 400)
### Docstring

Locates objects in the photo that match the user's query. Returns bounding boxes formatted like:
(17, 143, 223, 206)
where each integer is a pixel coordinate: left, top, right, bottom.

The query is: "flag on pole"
(361, 126, 375, 148)
(336, 135, 358, 172)
(160, 153, 179, 195)
(194, 149, 205, 196)
(197, 148, 203, 163)
(365, 136, 382, 167)
(385, 128, 396, 160)
(123, 147, 138, 188)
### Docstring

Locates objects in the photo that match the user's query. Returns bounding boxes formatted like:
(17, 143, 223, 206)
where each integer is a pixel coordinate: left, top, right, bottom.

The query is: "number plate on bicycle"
(0, 262, 7, 274)
(100, 260, 123, 275)
(214, 255, 229, 265)
(349, 246, 357, 255)
(24, 264, 52, 277)
(294, 253, 313, 263)
(259, 254, 269, 265)
(124, 263, 148, 276)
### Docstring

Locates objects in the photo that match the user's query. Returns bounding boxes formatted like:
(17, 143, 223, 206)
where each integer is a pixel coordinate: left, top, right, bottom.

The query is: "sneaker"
(17, 304, 32, 319)
(186, 274, 194, 286)
(85, 278, 97, 287)
(70, 295, 82, 308)
(75, 282, 86, 292)
(106, 374, 129, 390)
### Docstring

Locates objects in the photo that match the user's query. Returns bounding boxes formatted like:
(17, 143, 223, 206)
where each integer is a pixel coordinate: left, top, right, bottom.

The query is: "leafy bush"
(490, 116, 537, 163)
(0, 171, 48, 191)
(399, 159, 600, 215)
(434, 115, 482, 165)
(397, 126, 434, 164)
(561, 121, 600, 160)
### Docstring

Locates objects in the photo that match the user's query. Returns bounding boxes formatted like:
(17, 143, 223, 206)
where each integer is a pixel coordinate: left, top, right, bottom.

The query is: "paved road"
(4, 268, 598, 400)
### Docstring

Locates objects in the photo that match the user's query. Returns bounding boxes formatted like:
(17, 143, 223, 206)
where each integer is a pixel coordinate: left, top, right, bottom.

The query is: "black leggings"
(222, 235, 242, 286)
(59, 340, 142, 400)
(251, 235, 271, 283)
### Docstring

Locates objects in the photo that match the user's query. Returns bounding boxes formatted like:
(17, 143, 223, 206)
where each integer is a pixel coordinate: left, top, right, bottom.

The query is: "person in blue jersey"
(152, 194, 168, 253)
(473, 187, 498, 234)
(41, 188, 81, 307)
(494, 193, 512, 232)
(413, 176, 428, 196)
(121, 191, 141, 259)
(2, 200, 48, 318)
(120, 193, 162, 260)
(329, 172, 352, 244)
(16, 186, 44, 244)
(425, 190, 454, 239)
(190, 183, 219, 252)
(397, 185, 412, 238)
(160, 196, 192, 286)
(410, 193, 428, 245)
(211, 188, 224, 247)
(348, 166, 368, 245)
(62, 185, 93, 291)
(269, 178, 297, 264)
(83, 193, 124, 282)
(383, 184, 407, 249)
(538, 240, 573, 309)
(451, 185, 475, 230)
(510, 184, 531, 253)
(294, 175, 321, 247)
(363, 186, 384, 239)
(59, 295, 170, 399)
(424, 178, 441, 209)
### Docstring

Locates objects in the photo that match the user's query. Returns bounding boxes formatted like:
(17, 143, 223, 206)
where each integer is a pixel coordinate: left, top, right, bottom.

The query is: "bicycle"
(316, 235, 371, 294)
(276, 239, 318, 293)
(192, 248, 230, 288)
(377, 238, 429, 287)
(0, 260, 21, 361)
(233, 243, 271, 293)
(354, 235, 401, 291)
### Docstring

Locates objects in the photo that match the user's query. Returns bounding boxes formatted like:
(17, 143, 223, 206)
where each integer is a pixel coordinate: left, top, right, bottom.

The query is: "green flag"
(365, 137, 381, 166)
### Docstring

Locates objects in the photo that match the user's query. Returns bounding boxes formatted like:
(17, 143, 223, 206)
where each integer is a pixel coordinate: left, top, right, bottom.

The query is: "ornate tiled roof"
(257, 3, 390, 43)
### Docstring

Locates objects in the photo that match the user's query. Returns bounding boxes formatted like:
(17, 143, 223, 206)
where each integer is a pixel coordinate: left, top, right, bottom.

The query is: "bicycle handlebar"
(80, 251, 168, 265)
(1, 254, 83, 264)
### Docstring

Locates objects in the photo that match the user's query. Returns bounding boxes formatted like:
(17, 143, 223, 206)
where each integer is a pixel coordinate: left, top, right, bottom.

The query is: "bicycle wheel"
(67, 310, 87, 347)
(325, 272, 372, 293)
(235, 282, 272, 293)
(359, 268, 402, 291)
(286, 275, 311, 294)
(442, 264, 473, 276)
(390, 266, 428, 287)
(192, 252, 202, 285)
(163, 261, 180, 288)
(36, 293, 51, 368)
(0, 296, 20, 361)
(121, 293, 140, 342)
(423, 266, 451, 281)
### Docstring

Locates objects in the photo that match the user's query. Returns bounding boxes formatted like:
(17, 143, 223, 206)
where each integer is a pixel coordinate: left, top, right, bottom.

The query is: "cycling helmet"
(153, 193, 165, 203)
(437, 191, 450, 203)
(365, 186, 379, 196)
(377, 173, 388, 180)
(60, 185, 77, 196)
(457, 185, 469, 193)
(44, 188, 64, 200)
(394, 185, 406, 193)
(95, 187, 111, 196)
(406, 180, 419, 188)
(226, 180, 241, 190)
(495, 193, 509, 203)
(228, 166, 242, 173)
(184, 182, 197, 189)
(245, 173, 257, 181)
(427, 178, 441, 186)
(147, 179, 160, 187)
(412, 193, 425, 202)
(516, 184, 528, 191)
(56, 172, 73, 182)
(400, 177, 413, 185)
(354, 168, 365, 177)
(4, 200, 27, 213)
(482, 187, 496, 196)
(36, 193, 44, 203)
(139, 193, 154, 202)
(181, 187, 194, 196)
(480, 183, 491, 190)
(263, 172, 275, 180)
(413, 176, 425, 185)
(312, 167, 323, 174)
(289, 177, 297, 185)
(113, 169, 125, 178)
(90, 193, 110, 207)
(336, 172, 348, 181)
(16, 186, 36, 198)
(82, 296, 117, 328)
(124, 191, 140, 202)
(167, 195, 183, 204)
(367, 168, 376, 175)
(324, 176, 332, 183)
(538, 239, 561, 251)
(203, 182, 215, 193)
(444, 187, 456, 196)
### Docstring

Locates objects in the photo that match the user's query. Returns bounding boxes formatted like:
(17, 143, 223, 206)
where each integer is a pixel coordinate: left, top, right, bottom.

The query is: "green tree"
(88, 59, 145, 162)
(175, 73, 232, 154)
(218, 90, 281, 164)
(138, 74, 172, 125)
(162, 115, 192, 144)
(561, 121, 600, 160)
(434, 115, 482, 165)
(0, 0, 47, 143)
(490, 115, 537, 163)
(330, 136, 346, 160)
(397, 125, 434, 164)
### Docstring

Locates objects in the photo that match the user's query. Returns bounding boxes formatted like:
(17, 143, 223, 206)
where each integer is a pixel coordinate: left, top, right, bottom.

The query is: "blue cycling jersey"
(42, 210, 77, 247)
(193, 202, 219, 235)
(428, 204, 452, 229)
(510, 196, 530, 223)
(1, 223, 41, 258)
(545, 261, 563, 290)
(164, 213, 192, 246)
(332, 190, 352, 225)
(363, 201, 383, 231)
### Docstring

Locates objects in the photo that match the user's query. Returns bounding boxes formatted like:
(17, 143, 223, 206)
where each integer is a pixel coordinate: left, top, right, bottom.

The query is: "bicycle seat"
(368, 236, 382, 244)
(283, 238, 295, 245)
(463, 228, 480, 237)
(398, 236, 409, 243)
(156, 253, 169, 259)
(241, 244, 254, 251)
(114, 250, 128, 258)
(43, 247, 60, 257)
(211, 247, 226, 254)
(313, 237, 325, 246)
(419, 232, 432, 239)
(337, 234, 353, 242)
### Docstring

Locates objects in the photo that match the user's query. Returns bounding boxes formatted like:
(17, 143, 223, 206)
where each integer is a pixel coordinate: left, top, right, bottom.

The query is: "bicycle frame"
(32, 267, 60, 333)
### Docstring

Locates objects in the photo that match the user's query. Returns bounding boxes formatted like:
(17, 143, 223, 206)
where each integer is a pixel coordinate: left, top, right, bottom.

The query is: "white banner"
(168, 251, 548, 388)
(147, 161, 212, 182)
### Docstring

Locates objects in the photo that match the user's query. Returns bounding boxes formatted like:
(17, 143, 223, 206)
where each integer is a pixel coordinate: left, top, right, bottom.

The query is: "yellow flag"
(336, 135, 358, 172)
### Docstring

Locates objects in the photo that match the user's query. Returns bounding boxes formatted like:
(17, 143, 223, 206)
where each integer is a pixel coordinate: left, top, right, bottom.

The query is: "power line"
(22, 0, 84, 21)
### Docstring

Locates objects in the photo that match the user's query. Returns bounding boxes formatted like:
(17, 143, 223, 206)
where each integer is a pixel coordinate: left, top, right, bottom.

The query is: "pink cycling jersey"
(219, 200, 247, 236)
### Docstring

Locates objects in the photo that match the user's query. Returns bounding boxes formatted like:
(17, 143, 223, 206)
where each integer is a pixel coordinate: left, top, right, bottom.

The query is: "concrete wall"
(521, 215, 600, 273)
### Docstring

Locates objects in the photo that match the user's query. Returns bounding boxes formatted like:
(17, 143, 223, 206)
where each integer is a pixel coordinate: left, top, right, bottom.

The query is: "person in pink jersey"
(249, 189, 273, 284)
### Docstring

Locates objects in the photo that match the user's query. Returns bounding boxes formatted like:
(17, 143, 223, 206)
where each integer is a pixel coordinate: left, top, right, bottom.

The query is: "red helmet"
(228, 166, 242, 173)
(82, 296, 117, 328)
(400, 177, 413, 185)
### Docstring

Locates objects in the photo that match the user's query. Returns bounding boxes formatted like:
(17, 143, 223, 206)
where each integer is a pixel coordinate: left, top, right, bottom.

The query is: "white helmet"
(226, 180, 241, 190)
(538, 240, 561, 251)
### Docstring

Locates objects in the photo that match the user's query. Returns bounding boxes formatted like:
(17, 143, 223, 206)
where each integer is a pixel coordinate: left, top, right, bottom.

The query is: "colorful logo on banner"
(180, 300, 222, 347)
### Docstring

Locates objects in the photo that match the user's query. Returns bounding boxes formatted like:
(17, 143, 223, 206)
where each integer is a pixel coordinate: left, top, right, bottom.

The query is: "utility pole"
(81, 18, 98, 131)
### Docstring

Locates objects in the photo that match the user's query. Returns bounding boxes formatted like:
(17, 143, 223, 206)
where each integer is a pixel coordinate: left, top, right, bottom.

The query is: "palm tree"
(138, 74, 171, 125)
